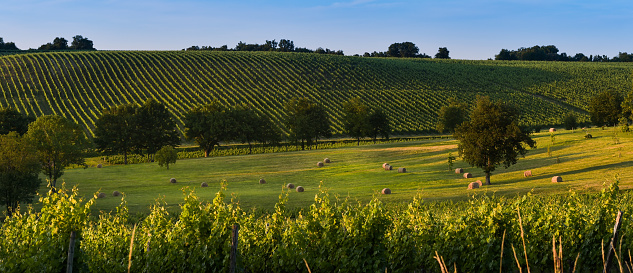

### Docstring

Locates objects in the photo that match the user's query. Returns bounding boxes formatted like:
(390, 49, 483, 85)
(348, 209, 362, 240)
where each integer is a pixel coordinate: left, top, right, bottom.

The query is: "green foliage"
(435, 98, 468, 133)
(184, 101, 238, 157)
(0, 132, 41, 216)
(0, 107, 33, 135)
(284, 97, 331, 150)
(619, 116, 630, 132)
(94, 104, 139, 164)
(25, 115, 90, 188)
(342, 97, 371, 145)
(155, 145, 177, 169)
(454, 96, 536, 185)
(367, 108, 390, 143)
(435, 47, 450, 59)
(589, 89, 624, 127)
(564, 112, 578, 130)
(135, 98, 180, 155)
(447, 152, 455, 171)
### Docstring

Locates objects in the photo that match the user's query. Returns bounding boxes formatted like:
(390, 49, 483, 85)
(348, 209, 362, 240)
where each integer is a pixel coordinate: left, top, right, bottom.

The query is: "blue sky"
(2, 0, 632, 59)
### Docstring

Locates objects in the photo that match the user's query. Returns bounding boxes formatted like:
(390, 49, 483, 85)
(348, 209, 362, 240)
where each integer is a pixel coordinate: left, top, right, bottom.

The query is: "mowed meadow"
(56, 126, 633, 214)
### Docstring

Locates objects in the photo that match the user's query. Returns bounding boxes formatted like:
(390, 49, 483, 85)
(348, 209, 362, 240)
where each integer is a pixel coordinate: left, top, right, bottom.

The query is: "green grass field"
(50, 126, 633, 215)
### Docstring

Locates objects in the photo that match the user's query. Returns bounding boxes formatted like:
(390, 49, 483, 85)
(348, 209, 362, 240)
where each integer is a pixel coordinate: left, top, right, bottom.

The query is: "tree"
(278, 39, 295, 52)
(284, 98, 331, 150)
(94, 104, 139, 165)
(0, 37, 19, 51)
(38, 37, 69, 51)
(155, 145, 178, 170)
(184, 101, 237, 157)
(563, 113, 578, 130)
(134, 99, 180, 157)
(70, 35, 95, 50)
(435, 47, 450, 59)
(342, 97, 370, 145)
(25, 115, 89, 190)
(454, 96, 536, 185)
(622, 88, 633, 121)
(387, 42, 419, 58)
(367, 108, 390, 143)
(0, 132, 41, 216)
(435, 98, 468, 133)
(233, 104, 279, 154)
(0, 107, 34, 135)
(588, 89, 623, 127)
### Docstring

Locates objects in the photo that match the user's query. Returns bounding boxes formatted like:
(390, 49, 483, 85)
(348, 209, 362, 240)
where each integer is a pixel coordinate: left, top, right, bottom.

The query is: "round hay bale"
(112, 191, 120, 197)
(324, 158, 331, 163)
(98, 192, 106, 199)
(474, 180, 483, 187)
(463, 173, 473, 178)
(96, 163, 103, 168)
(317, 162, 324, 167)
(455, 168, 463, 174)
(201, 182, 208, 187)
(381, 188, 391, 194)
(552, 176, 563, 183)
(382, 163, 389, 168)
(259, 179, 266, 184)
(398, 167, 407, 173)
(524, 170, 532, 177)
(169, 178, 177, 184)
(585, 134, 592, 139)
(549, 128, 556, 132)
(384, 164, 393, 171)
(286, 183, 295, 189)
(467, 182, 480, 190)
(296, 186, 304, 192)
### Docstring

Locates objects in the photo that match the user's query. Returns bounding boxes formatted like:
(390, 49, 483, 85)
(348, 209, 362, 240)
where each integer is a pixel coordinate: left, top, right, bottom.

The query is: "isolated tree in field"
(387, 42, 419, 58)
(134, 99, 180, 156)
(25, 115, 89, 190)
(435, 47, 450, 59)
(454, 96, 536, 185)
(367, 108, 390, 143)
(0, 132, 41, 216)
(435, 98, 468, 133)
(588, 89, 623, 127)
(94, 104, 139, 165)
(563, 113, 578, 130)
(285, 98, 331, 150)
(343, 97, 370, 145)
(0, 107, 34, 135)
(70, 35, 95, 50)
(184, 101, 237, 157)
(233, 104, 280, 153)
(155, 145, 178, 170)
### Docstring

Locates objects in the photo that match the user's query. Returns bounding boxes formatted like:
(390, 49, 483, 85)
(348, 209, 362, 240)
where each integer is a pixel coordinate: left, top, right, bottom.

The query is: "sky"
(1, 0, 632, 59)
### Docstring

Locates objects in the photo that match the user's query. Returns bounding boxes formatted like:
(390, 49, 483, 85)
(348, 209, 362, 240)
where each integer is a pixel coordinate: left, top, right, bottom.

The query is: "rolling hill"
(0, 51, 631, 137)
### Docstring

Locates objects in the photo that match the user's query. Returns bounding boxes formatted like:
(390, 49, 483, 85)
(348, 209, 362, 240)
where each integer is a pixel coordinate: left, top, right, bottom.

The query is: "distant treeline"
(0, 35, 95, 51)
(184, 39, 344, 55)
(496, 45, 633, 62)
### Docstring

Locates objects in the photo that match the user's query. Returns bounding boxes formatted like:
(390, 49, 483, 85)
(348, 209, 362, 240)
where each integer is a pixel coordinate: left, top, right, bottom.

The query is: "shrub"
(156, 145, 178, 170)
(564, 113, 578, 130)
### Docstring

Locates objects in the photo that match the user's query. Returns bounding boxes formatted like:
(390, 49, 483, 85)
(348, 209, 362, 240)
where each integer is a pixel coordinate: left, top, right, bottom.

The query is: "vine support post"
(67, 231, 76, 273)
(230, 224, 239, 273)
(604, 210, 623, 273)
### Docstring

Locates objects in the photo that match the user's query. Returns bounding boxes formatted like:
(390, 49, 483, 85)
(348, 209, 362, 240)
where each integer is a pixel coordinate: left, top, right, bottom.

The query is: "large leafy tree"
(0, 132, 41, 216)
(70, 35, 95, 50)
(436, 98, 468, 133)
(38, 37, 68, 50)
(94, 104, 139, 165)
(233, 104, 280, 154)
(285, 98, 331, 150)
(454, 96, 536, 185)
(134, 99, 180, 156)
(0, 107, 34, 135)
(25, 115, 89, 189)
(588, 89, 623, 127)
(367, 108, 390, 143)
(342, 97, 370, 145)
(387, 42, 419, 58)
(184, 101, 237, 157)
(621, 87, 633, 121)
(435, 47, 450, 59)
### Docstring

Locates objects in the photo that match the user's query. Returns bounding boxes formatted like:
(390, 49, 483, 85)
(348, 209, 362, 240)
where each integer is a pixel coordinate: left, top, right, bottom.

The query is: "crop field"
(1, 51, 631, 137)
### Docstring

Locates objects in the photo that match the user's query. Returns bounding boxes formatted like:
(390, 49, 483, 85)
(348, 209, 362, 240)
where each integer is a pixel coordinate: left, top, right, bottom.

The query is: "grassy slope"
(46, 127, 633, 214)
(0, 51, 631, 137)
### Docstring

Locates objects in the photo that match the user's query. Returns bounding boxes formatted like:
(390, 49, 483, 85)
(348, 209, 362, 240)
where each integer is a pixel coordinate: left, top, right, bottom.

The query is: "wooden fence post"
(230, 224, 239, 273)
(604, 210, 623, 273)
(67, 231, 76, 273)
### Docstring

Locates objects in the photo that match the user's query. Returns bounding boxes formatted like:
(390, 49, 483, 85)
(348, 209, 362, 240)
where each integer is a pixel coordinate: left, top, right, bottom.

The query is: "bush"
(156, 146, 178, 170)
(564, 113, 578, 130)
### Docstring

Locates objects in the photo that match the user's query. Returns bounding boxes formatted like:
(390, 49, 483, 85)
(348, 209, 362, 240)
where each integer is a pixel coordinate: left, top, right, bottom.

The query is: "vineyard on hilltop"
(0, 51, 631, 137)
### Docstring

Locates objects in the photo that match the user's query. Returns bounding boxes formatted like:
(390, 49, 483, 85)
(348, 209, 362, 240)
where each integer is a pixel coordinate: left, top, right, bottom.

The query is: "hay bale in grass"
(585, 134, 593, 139)
(112, 191, 120, 197)
(398, 167, 407, 173)
(201, 182, 208, 187)
(286, 183, 295, 189)
(463, 173, 472, 178)
(552, 176, 563, 183)
(455, 168, 463, 174)
(170, 178, 177, 184)
(96, 163, 103, 168)
(382, 163, 389, 168)
(381, 188, 391, 194)
(468, 182, 480, 190)
(324, 158, 331, 163)
(524, 170, 532, 177)
(384, 164, 393, 171)
(296, 186, 304, 192)
(317, 162, 324, 167)
(549, 128, 556, 132)
(98, 192, 106, 199)
(474, 180, 483, 187)
(259, 179, 266, 184)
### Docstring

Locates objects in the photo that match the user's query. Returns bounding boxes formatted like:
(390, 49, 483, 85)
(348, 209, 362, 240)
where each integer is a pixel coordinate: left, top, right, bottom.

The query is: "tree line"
(495, 45, 633, 62)
(0, 35, 96, 51)
(184, 39, 344, 56)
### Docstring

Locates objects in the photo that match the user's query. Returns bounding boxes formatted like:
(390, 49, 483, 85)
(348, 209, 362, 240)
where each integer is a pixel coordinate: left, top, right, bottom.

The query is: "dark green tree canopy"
(0, 37, 19, 50)
(342, 97, 371, 145)
(38, 37, 68, 50)
(563, 113, 578, 130)
(184, 101, 237, 157)
(94, 104, 139, 164)
(134, 99, 180, 155)
(367, 108, 390, 143)
(588, 89, 623, 127)
(284, 97, 331, 150)
(70, 35, 95, 50)
(0, 132, 41, 216)
(387, 42, 420, 58)
(436, 98, 468, 133)
(0, 107, 34, 135)
(435, 47, 450, 59)
(454, 96, 536, 185)
(621, 88, 633, 121)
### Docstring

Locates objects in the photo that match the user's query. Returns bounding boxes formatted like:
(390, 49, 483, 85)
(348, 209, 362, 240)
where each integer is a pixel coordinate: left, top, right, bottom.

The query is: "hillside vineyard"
(0, 51, 631, 136)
